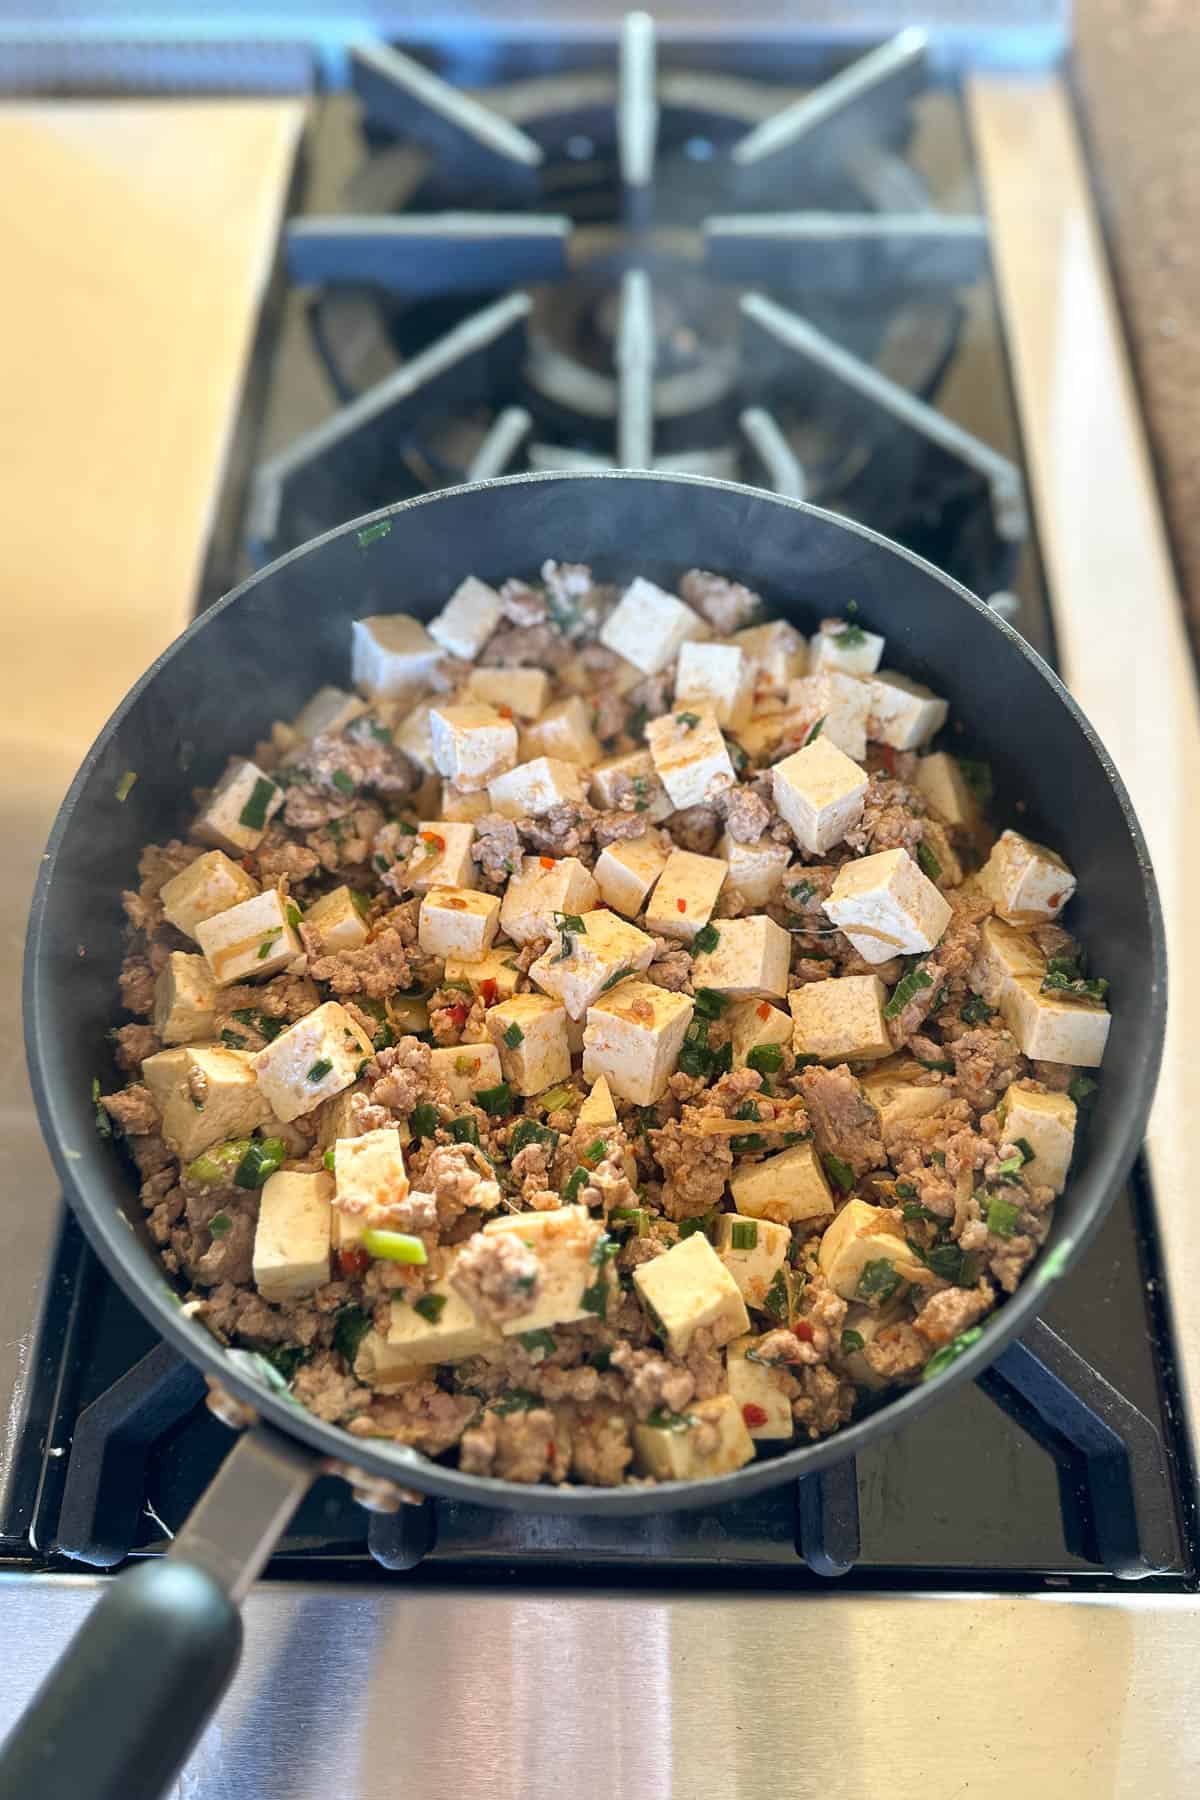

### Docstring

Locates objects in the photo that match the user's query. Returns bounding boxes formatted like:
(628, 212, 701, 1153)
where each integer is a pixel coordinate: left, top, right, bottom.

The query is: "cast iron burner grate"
(249, 20, 1024, 602)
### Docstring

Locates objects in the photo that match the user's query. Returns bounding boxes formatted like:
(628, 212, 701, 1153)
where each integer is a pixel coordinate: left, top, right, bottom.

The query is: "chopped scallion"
(503, 1021, 524, 1049)
(883, 963, 933, 1020)
(746, 1042, 784, 1075)
(922, 1325, 984, 1382)
(306, 1058, 333, 1083)
(474, 1081, 513, 1116)
(822, 1153, 855, 1195)
(413, 1293, 448, 1324)
(361, 1228, 428, 1265)
(729, 1219, 759, 1251)
(238, 776, 278, 832)
(693, 923, 720, 955)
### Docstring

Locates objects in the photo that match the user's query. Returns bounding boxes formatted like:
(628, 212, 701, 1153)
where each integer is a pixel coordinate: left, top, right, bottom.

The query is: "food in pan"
(99, 562, 1108, 1486)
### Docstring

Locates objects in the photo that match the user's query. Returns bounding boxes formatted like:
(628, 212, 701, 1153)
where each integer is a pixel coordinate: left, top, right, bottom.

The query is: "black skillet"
(1, 473, 1165, 1799)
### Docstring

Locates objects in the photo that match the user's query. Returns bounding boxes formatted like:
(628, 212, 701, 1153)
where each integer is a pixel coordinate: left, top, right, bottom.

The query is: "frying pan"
(2, 472, 1164, 1799)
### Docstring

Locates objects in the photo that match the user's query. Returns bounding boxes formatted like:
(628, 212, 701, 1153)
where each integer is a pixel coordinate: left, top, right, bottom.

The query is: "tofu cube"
(442, 944, 522, 1001)
(582, 978, 695, 1105)
(428, 1042, 505, 1104)
(142, 1045, 270, 1160)
(691, 914, 792, 1000)
(194, 888, 302, 987)
(193, 760, 282, 856)
(152, 952, 217, 1046)
(428, 702, 518, 793)
(674, 641, 755, 730)
(729, 998, 794, 1069)
(822, 847, 952, 965)
(529, 909, 657, 1019)
(786, 671, 871, 762)
(860, 1061, 953, 1135)
(315, 1082, 370, 1150)
(250, 1001, 374, 1123)
(633, 1231, 749, 1355)
(599, 575, 710, 676)
(588, 749, 672, 823)
(302, 884, 368, 954)
(789, 975, 893, 1063)
(252, 1170, 333, 1303)
(594, 836, 670, 918)
(159, 850, 259, 942)
(385, 1276, 502, 1366)
(914, 752, 976, 829)
(643, 849, 728, 944)
(498, 856, 599, 946)
(717, 833, 792, 907)
(730, 1140, 835, 1225)
(727, 1337, 795, 1440)
(633, 1393, 756, 1480)
(974, 918, 1109, 1066)
(482, 1206, 615, 1334)
(645, 707, 736, 812)
(427, 575, 503, 661)
(333, 1127, 410, 1225)
(352, 613, 444, 698)
(486, 994, 571, 1097)
(578, 1074, 618, 1130)
(406, 821, 477, 893)
(866, 671, 949, 750)
(292, 685, 366, 741)
(487, 756, 589, 820)
(559, 650, 644, 702)
(772, 737, 869, 854)
(733, 619, 808, 691)
(352, 1332, 424, 1391)
(394, 700, 438, 774)
(419, 885, 501, 961)
(999, 1083, 1078, 1194)
(714, 1213, 791, 1310)
(811, 621, 886, 678)
(972, 914, 1047, 1003)
(818, 1198, 927, 1301)
(978, 829, 1077, 924)
(465, 665, 550, 720)
(521, 695, 601, 768)
(440, 782, 492, 824)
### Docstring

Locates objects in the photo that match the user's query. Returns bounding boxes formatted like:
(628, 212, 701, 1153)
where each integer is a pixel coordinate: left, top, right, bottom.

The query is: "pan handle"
(0, 1422, 314, 1800)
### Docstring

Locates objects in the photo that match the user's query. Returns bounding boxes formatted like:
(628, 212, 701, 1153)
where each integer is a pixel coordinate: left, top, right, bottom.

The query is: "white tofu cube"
(674, 641, 755, 730)
(727, 1337, 794, 1440)
(772, 738, 869, 854)
(588, 749, 672, 823)
(194, 888, 302, 987)
(406, 821, 476, 892)
(159, 851, 259, 942)
(252, 1170, 333, 1303)
(386, 1275, 502, 1365)
(599, 575, 710, 676)
(734, 708, 800, 762)
(142, 1045, 270, 1160)
(351, 1332, 424, 1390)
(866, 671, 949, 750)
(443, 943, 521, 1000)
(691, 914, 791, 1000)
(482, 1206, 615, 1334)
(733, 619, 808, 690)
(717, 832, 791, 907)
(789, 975, 892, 1063)
(594, 836, 670, 918)
(352, 614, 444, 698)
(643, 849, 728, 943)
(292, 685, 366, 741)
(860, 1061, 953, 1135)
(818, 1198, 927, 1301)
(645, 707, 736, 812)
(786, 671, 870, 763)
(729, 998, 794, 1070)
(250, 1001, 374, 1123)
(811, 620, 886, 678)
(633, 1393, 756, 1479)
(714, 1213, 791, 1310)
(822, 847, 952, 965)
(440, 782, 492, 824)
(582, 979, 694, 1105)
(521, 695, 601, 768)
(978, 829, 1077, 924)
(428, 1042, 505, 1104)
(394, 699, 438, 774)
(914, 752, 976, 829)
(418, 885, 501, 961)
(498, 856, 599, 946)
(302, 884, 368, 954)
(578, 1074, 618, 1129)
(465, 665, 550, 720)
(529, 909, 657, 1019)
(152, 952, 217, 1046)
(730, 1141, 835, 1225)
(315, 1082, 370, 1150)
(972, 915, 1048, 1003)
(487, 756, 589, 820)
(427, 575, 503, 661)
(633, 1232, 749, 1354)
(428, 702, 518, 793)
(486, 994, 571, 1097)
(974, 917, 1109, 1066)
(193, 760, 282, 856)
(999, 1083, 1078, 1194)
(333, 1127, 410, 1225)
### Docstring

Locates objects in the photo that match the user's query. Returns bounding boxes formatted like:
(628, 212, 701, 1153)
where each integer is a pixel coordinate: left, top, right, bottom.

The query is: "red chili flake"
(422, 832, 446, 853)
(793, 1320, 815, 1343)
(448, 1002, 469, 1029)
(742, 1403, 768, 1429)
(1047, 891, 1063, 909)
(880, 745, 897, 776)
(757, 1001, 771, 1020)
(546, 1441, 557, 1461)
(498, 704, 514, 720)
(676, 897, 687, 913)
(540, 856, 555, 870)
(338, 1248, 370, 1279)
(479, 977, 498, 1006)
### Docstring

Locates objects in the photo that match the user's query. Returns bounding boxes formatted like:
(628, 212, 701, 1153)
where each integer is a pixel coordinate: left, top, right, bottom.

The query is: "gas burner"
(252, 19, 1025, 596)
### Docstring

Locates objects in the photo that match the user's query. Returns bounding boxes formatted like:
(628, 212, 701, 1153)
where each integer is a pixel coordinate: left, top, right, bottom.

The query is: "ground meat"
(118, 953, 157, 1018)
(309, 925, 411, 998)
(592, 808, 650, 848)
(592, 685, 629, 744)
(570, 1404, 634, 1485)
(679, 568, 761, 635)
(458, 1403, 571, 1483)
(914, 1280, 996, 1347)
(451, 1229, 543, 1324)
(366, 1037, 434, 1114)
(862, 1322, 929, 1381)
(889, 888, 991, 1045)
(101, 1084, 160, 1136)
(347, 1382, 478, 1455)
(113, 1023, 160, 1072)
(718, 783, 772, 843)
(798, 1064, 887, 1177)
(668, 804, 721, 855)
(1029, 1059, 1077, 1093)
(284, 728, 417, 800)
(842, 773, 927, 858)
(791, 1364, 855, 1438)
(202, 1281, 323, 1350)
(518, 802, 596, 859)
(484, 622, 572, 671)
(254, 832, 321, 887)
(650, 1116, 733, 1220)
(292, 1355, 372, 1425)
(471, 813, 522, 884)
(419, 1144, 501, 1228)
(951, 1025, 1025, 1113)
(645, 941, 693, 992)
(190, 1206, 256, 1288)
(988, 1234, 1039, 1295)
(610, 1343, 696, 1419)
(497, 577, 547, 627)
(712, 882, 748, 920)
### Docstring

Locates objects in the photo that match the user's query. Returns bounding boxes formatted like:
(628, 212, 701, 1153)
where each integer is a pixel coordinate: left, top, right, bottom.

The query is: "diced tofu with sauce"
(822, 847, 952, 965)
(730, 1140, 835, 1225)
(351, 614, 444, 697)
(440, 782, 493, 824)
(583, 978, 695, 1105)
(252, 1170, 333, 1303)
(633, 1231, 749, 1355)
(645, 707, 736, 812)
(599, 575, 710, 676)
(633, 1393, 756, 1480)
(142, 1045, 271, 1160)
(193, 760, 283, 856)
(483, 1205, 615, 1334)
(860, 1060, 954, 1135)
(714, 1213, 791, 1309)
(594, 836, 670, 918)
(727, 1337, 795, 1440)
(486, 994, 572, 1097)
(915, 752, 977, 829)
(465, 665, 550, 720)
(152, 952, 217, 1046)
(419, 885, 502, 960)
(643, 848, 728, 943)
(789, 975, 893, 1064)
(717, 832, 791, 907)
(406, 821, 477, 892)
(442, 943, 522, 1001)
(292, 685, 366, 741)
(302, 884, 369, 954)
(588, 748, 673, 823)
(865, 671, 949, 750)
(978, 829, 1077, 924)
(428, 702, 518, 793)
(818, 1198, 928, 1302)
(394, 700, 438, 774)
(810, 621, 886, 678)
(428, 1042, 505, 1104)
(333, 1127, 410, 1225)
(578, 1074, 618, 1129)
(772, 737, 869, 855)
(427, 575, 504, 661)
(487, 756, 589, 820)
(728, 997, 794, 1069)
(999, 1083, 1078, 1194)
(786, 671, 871, 762)
(159, 850, 259, 942)
(385, 1275, 502, 1365)
(974, 917, 1110, 1066)
(250, 1000, 374, 1123)
(315, 1082, 370, 1150)
(674, 640, 755, 730)
(352, 1332, 424, 1391)
(733, 619, 808, 691)
(498, 856, 599, 946)
(529, 909, 657, 1019)
(521, 695, 601, 768)
(194, 888, 302, 987)
(691, 913, 792, 1000)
